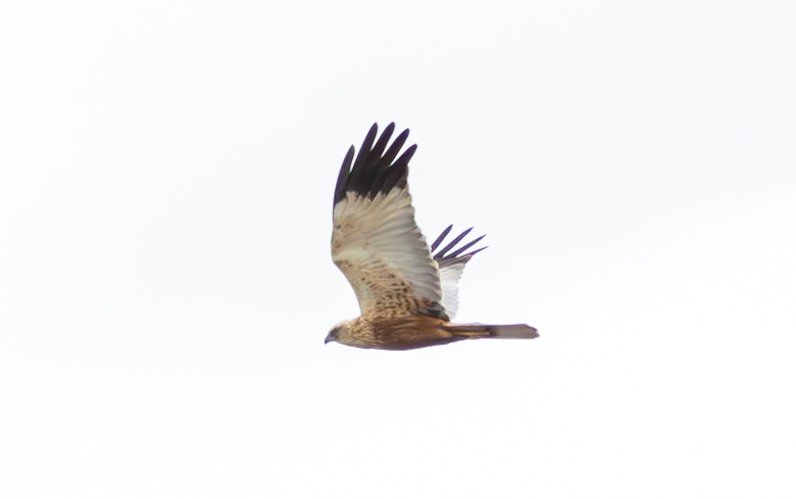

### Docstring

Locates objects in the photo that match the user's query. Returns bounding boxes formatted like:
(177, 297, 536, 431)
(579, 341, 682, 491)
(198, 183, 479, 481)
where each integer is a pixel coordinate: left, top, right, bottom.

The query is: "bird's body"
(326, 123, 538, 350)
(331, 315, 455, 351)
(332, 315, 538, 350)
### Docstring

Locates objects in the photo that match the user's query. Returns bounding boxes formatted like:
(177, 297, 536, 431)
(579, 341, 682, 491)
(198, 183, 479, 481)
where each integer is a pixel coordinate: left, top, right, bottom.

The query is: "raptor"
(326, 123, 538, 350)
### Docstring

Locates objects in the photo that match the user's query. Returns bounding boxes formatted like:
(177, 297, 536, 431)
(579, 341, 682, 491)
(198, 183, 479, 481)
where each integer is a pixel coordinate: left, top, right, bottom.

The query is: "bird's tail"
(445, 323, 539, 340)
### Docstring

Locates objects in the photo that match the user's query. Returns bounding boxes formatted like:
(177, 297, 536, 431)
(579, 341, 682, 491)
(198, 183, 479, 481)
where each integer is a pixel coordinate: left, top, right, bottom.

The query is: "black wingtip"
(369, 123, 396, 161)
(394, 144, 417, 169)
(351, 124, 378, 177)
(334, 145, 356, 206)
(432, 228, 487, 264)
(466, 246, 488, 258)
(435, 227, 474, 259)
(447, 234, 486, 258)
(431, 225, 454, 251)
(334, 123, 416, 207)
(382, 128, 410, 165)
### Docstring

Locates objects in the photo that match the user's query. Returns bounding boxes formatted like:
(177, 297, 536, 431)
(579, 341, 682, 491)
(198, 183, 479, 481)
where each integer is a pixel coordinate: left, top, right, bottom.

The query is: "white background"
(2, 1, 795, 498)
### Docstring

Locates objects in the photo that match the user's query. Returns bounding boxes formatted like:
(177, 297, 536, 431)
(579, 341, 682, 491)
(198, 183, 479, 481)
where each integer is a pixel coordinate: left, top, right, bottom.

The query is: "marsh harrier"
(326, 123, 538, 350)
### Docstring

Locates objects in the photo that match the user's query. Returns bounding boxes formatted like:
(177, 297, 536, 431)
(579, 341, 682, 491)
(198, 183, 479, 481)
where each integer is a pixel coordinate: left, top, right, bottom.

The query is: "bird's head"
(325, 321, 350, 345)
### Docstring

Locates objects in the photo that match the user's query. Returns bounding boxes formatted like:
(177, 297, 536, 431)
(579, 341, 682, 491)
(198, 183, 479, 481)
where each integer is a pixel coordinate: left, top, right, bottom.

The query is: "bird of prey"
(326, 123, 538, 350)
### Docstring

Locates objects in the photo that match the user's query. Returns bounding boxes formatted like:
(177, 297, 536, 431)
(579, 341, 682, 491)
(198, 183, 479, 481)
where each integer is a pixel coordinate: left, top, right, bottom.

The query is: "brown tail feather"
(445, 323, 539, 340)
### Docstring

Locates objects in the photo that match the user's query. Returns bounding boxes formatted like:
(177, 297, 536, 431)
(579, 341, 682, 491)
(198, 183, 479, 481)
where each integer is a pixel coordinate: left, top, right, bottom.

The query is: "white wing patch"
(438, 262, 467, 319)
(332, 188, 442, 318)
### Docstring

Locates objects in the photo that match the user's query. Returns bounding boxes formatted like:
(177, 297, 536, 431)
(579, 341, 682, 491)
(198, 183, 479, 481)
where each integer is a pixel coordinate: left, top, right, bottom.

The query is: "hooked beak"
(324, 333, 334, 344)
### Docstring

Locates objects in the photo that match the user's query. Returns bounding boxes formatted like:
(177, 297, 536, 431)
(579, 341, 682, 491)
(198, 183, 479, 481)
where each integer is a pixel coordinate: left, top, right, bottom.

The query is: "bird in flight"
(326, 123, 538, 350)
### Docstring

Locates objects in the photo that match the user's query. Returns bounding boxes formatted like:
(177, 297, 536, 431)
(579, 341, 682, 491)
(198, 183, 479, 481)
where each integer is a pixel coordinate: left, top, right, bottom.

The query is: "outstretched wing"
(332, 123, 447, 320)
(430, 225, 486, 319)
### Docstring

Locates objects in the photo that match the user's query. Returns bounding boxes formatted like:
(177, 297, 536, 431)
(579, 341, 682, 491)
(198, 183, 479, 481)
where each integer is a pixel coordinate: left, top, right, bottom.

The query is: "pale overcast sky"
(1, 1, 794, 498)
